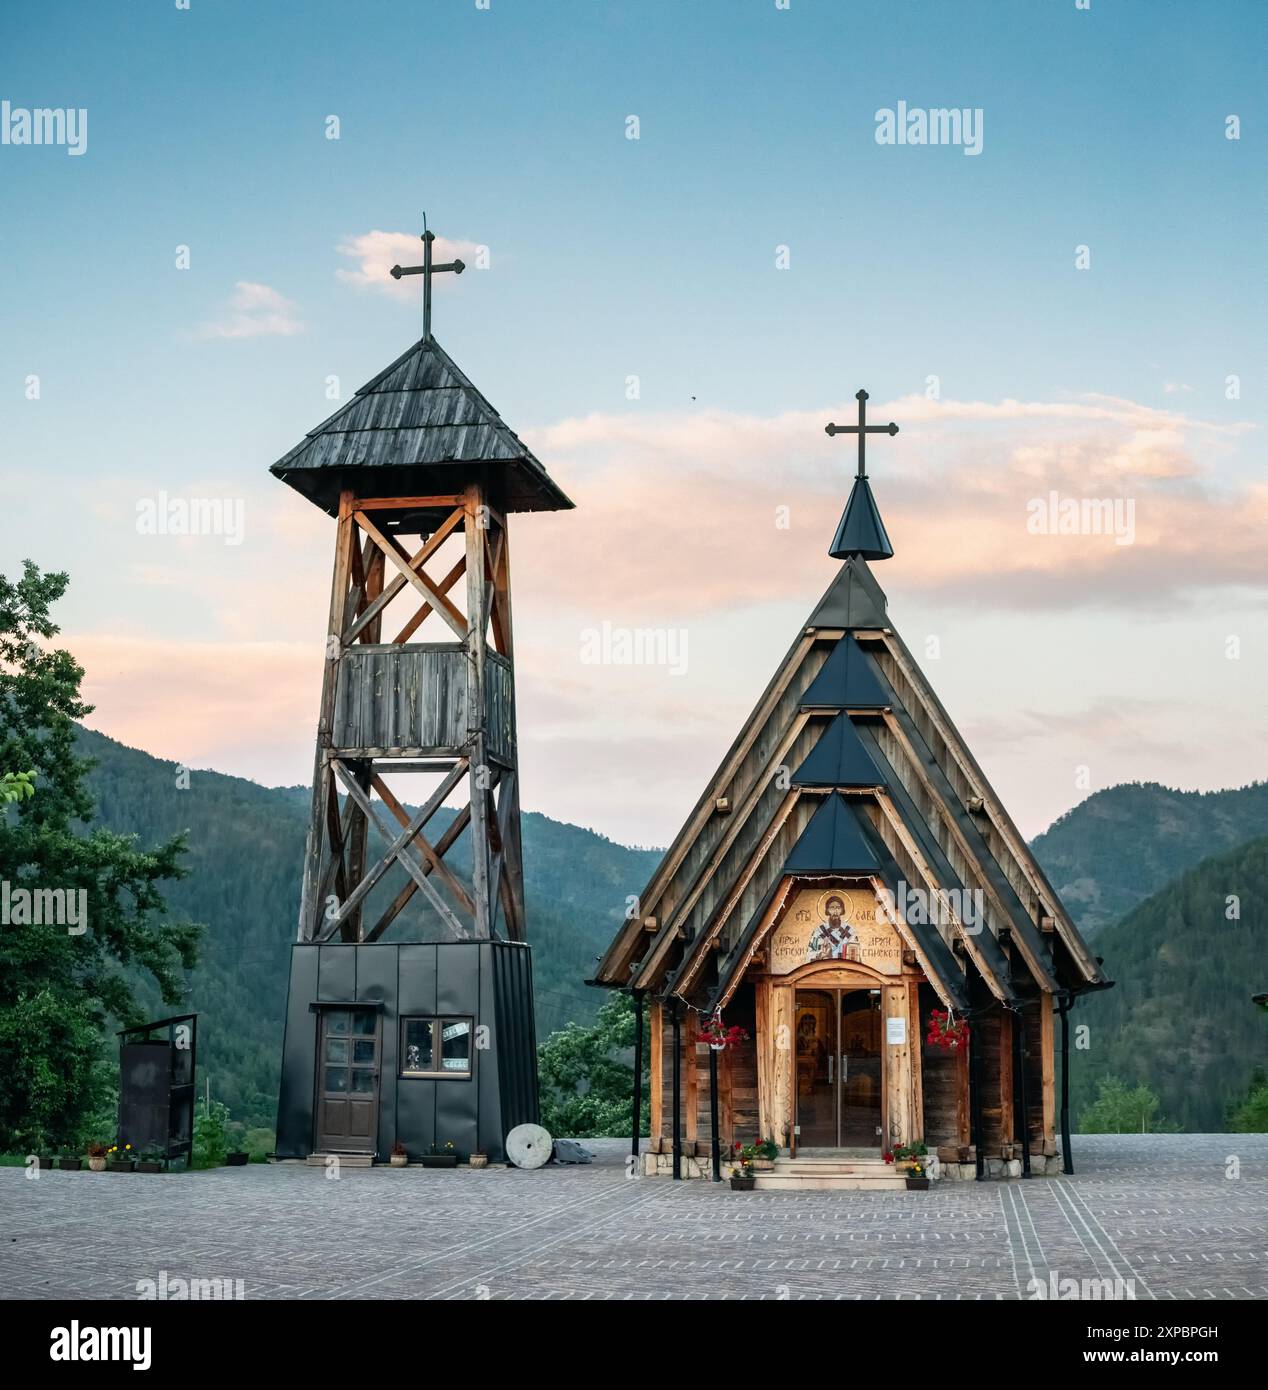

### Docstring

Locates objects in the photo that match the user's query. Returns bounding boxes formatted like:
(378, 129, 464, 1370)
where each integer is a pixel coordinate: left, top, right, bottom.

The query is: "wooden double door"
(795, 988, 882, 1149)
(315, 1007, 381, 1153)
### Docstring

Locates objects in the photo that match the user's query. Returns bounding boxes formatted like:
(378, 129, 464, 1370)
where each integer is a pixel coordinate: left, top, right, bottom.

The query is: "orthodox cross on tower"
(825, 389, 899, 479)
(824, 389, 898, 561)
(389, 214, 466, 340)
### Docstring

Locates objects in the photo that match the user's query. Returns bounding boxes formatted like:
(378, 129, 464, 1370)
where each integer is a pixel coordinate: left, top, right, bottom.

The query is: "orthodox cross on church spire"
(389, 213, 465, 340)
(824, 389, 898, 561)
(825, 389, 898, 479)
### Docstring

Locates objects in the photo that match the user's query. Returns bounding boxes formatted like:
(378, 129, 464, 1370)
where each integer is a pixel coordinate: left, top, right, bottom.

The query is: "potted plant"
(729, 1161, 756, 1192)
(225, 1148, 249, 1166)
(904, 1158, 931, 1191)
(884, 1141, 931, 1189)
(86, 1142, 107, 1173)
(468, 1152, 489, 1169)
(389, 1141, 409, 1168)
(421, 1141, 458, 1169)
(106, 1143, 136, 1172)
(57, 1152, 83, 1172)
(136, 1148, 165, 1174)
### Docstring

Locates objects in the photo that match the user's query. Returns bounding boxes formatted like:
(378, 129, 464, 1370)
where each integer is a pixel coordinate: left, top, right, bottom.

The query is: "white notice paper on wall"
(886, 1016, 907, 1046)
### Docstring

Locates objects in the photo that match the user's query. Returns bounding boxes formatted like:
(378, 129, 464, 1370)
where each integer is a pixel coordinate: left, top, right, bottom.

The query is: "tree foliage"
(1077, 1075, 1176, 1133)
(0, 561, 201, 1149)
(538, 992, 649, 1138)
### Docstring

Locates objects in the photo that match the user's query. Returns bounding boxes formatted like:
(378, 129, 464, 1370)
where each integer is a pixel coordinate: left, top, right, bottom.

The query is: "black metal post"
(630, 991, 644, 1166)
(1058, 993, 1074, 1175)
(708, 1044, 721, 1181)
(1013, 1005, 1032, 1177)
(671, 1002, 682, 1180)
(969, 1015, 984, 1181)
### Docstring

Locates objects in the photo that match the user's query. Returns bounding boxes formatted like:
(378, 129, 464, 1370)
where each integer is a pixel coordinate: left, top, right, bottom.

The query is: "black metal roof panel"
(806, 556, 889, 631)
(270, 335, 575, 517)
(829, 475, 894, 561)
(783, 792, 880, 874)
(791, 712, 885, 788)
(799, 635, 890, 710)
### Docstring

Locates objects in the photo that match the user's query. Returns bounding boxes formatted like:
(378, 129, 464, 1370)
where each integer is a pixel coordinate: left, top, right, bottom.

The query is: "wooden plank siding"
(331, 643, 514, 759)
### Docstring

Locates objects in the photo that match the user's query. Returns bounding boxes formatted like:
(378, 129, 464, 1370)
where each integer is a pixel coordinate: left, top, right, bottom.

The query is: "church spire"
(824, 389, 897, 561)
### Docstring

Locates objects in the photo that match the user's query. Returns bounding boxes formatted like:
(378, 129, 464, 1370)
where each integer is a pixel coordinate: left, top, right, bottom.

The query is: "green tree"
(1228, 1068, 1268, 1132)
(0, 561, 201, 1150)
(537, 992, 649, 1138)
(1077, 1075, 1174, 1133)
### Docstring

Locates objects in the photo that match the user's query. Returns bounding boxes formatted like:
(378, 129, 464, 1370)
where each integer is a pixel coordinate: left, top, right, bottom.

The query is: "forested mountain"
(78, 727, 659, 1130)
(1030, 780, 1268, 935)
(1066, 835, 1268, 1131)
(78, 726, 1268, 1135)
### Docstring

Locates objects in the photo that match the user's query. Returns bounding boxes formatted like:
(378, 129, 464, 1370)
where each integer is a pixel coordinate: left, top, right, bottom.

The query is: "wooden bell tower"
(272, 222, 571, 1162)
(271, 224, 573, 950)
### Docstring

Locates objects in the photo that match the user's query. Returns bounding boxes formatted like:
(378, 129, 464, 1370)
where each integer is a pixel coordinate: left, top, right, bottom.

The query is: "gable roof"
(591, 555, 1107, 1007)
(270, 335, 574, 516)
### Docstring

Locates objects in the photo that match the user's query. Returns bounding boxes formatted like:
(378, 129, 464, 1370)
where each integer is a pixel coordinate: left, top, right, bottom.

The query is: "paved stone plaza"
(2, 1134, 1266, 1300)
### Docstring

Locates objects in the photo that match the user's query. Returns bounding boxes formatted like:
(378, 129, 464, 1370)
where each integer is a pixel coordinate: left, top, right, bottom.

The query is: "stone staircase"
(753, 1153, 910, 1192)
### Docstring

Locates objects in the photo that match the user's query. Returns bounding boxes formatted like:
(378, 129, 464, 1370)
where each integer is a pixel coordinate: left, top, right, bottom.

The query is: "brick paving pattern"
(2, 1134, 1265, 1300)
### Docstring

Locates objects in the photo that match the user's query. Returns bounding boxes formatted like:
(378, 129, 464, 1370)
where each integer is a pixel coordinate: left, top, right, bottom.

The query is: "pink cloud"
(335, 229, 483, 301)
(198, 281, 303, 339)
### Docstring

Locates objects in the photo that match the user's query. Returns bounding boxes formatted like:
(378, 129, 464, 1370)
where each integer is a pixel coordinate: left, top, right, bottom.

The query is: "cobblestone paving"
(2, 1135, 1265, 1300)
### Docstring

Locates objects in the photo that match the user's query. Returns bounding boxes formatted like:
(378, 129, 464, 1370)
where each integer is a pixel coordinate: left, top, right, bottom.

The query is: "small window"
(401, 1017, 473, 1078)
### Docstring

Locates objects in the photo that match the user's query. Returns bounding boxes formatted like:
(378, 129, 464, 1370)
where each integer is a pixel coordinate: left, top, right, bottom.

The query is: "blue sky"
(2, 1, 1265, 844)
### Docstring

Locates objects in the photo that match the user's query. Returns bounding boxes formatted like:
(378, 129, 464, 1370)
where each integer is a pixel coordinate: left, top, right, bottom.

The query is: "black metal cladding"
(275, 940, 538, 1163)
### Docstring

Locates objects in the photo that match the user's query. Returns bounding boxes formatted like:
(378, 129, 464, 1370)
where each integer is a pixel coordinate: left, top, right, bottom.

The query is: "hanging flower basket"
(699, 1014, 750, 1051)
(925, 1008, 970, 1051)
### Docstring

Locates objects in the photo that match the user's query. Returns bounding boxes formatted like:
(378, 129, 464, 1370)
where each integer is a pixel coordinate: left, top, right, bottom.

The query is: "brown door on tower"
(315, 1008, 380, 1153)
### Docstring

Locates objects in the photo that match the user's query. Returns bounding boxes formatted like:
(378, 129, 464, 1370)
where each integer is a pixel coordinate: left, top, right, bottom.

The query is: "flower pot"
(107, 1159, 136, 1173)
(88, 1156, 107, 1172)
(468, 1154, 489, 1169)
(136, 1160, 164, 1173)
(730, 1175, 757, 1191)
(225, 1152, 249, 1167)
(420, 1154, 458, 1168)
(58, 1158, 83, 1172)
(750, 1157, 775, 1171)
(906, 1176, 930, 1191)
(389, 1153, 408, 1168)
(37, 1155, 57, 1170)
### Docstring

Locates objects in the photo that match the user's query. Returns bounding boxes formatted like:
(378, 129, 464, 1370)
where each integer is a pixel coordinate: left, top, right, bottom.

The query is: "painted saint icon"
(806, 894, 859, 961)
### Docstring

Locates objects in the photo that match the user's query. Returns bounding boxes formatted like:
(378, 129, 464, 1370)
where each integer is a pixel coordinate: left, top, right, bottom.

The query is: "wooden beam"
(370, 772, 475, 917)
(392, 556, 466, 645)
(352, 494, 465, 510)
(364, 803, 471, 942)
(648, 999, 664, 1144)
(355, 509, 468, 641)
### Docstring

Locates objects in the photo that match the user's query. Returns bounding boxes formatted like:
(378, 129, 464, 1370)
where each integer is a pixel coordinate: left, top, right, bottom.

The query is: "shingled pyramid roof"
(270, 335, 574, 517)
(783, 792, 880, 873)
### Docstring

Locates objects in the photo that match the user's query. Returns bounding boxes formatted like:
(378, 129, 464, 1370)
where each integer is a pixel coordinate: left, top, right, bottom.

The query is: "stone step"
(771, 1160, 895, 1175)
(754, 1172, 911, 1192)
(306, 1152, 374, 1168)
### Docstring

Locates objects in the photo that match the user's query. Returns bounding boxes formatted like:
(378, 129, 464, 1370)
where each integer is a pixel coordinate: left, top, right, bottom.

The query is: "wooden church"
(592, 393, 1110, 1185)
(273, 225, 572, 1164)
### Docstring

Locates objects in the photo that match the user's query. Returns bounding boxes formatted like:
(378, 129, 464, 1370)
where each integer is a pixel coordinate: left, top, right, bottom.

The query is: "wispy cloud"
(198, 281, 304, 340)
(513, 392, 1261, 617)
(335, 229, 482, 300)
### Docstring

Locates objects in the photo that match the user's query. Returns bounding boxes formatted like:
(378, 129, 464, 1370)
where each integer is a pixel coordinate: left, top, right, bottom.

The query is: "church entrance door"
(794, 988, 883, 1150)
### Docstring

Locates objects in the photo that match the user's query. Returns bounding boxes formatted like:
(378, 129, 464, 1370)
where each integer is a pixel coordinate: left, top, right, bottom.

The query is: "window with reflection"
(401, 1017, 473, 1078)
